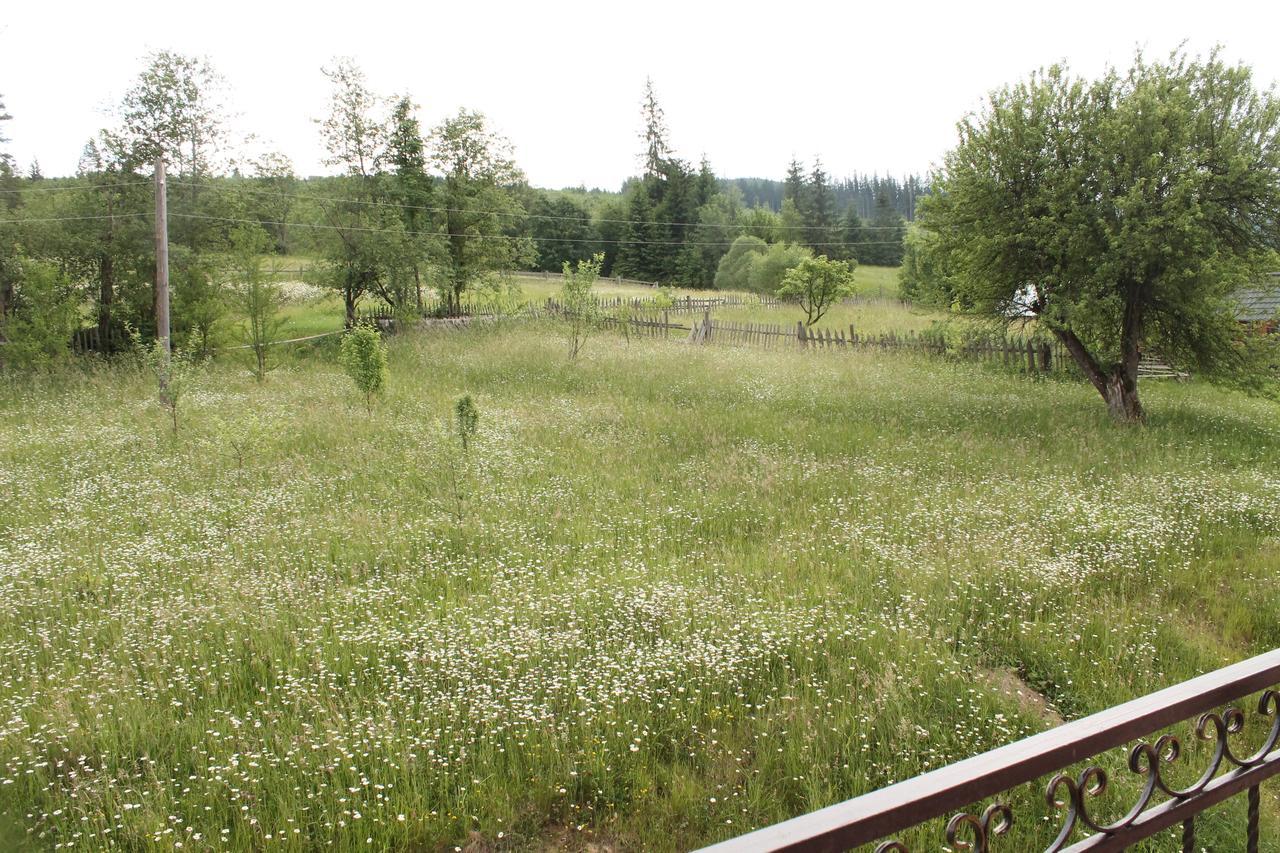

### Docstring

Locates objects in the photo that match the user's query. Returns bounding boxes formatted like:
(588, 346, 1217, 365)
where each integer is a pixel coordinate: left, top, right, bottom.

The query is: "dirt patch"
(979, 666, 1065, 726)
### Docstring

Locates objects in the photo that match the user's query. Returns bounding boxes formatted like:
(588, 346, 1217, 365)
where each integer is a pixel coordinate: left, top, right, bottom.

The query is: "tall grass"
(1, 324, 1278, 850)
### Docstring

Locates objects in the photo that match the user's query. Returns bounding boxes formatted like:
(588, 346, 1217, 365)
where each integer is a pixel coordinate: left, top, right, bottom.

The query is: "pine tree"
(639, 78, 670, 179)
(839, 207, 865, 262)
(864, 191, 906, 266)
(783, 158, 806, 208)
(613, 184, 663, 281)
(804, 158, 837, 255)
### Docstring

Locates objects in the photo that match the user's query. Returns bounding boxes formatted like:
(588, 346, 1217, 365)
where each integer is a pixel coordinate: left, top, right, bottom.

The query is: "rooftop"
(1235, 273, 1280, 322)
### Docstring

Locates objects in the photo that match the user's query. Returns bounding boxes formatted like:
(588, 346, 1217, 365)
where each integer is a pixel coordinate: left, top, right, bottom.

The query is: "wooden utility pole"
(154, 156, 171, 357)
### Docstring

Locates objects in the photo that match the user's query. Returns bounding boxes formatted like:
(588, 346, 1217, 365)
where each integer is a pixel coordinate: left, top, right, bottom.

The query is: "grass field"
(242, 265, 934, 346)
(2, 321, 1279, 850)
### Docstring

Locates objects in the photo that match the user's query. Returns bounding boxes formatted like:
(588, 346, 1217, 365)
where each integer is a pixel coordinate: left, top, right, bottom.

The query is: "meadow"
(1, 315, 1279, 851)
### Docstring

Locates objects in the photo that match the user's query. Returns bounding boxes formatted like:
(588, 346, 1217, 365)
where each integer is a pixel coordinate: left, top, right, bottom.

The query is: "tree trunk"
(1103, 368, 1144, 423)
(1051, 324, 1146, 424)
(98, 253, 114, 353)
(344, 286, 357, 327)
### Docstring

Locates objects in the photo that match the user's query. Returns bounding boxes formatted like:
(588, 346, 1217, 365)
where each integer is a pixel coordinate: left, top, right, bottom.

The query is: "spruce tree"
(614, 185, 663, 281)
(839, 207, 865, 262)
(804, 158, 837, 255)
(639, 78, 670, 179)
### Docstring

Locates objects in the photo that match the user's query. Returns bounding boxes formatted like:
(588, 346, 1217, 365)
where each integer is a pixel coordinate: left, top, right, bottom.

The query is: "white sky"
(2, 0, 1278, 189)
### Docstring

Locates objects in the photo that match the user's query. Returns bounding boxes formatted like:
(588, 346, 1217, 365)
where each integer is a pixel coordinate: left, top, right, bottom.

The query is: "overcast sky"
(2, 0, 1278, 189)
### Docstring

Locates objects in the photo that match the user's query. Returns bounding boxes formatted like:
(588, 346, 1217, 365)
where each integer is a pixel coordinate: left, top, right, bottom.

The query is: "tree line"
(0, 58, 910, 364)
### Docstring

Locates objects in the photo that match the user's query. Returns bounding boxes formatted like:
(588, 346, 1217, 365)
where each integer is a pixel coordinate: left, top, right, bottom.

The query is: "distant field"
(247, 265, 930, 342)
(2, 322, 1278, 850)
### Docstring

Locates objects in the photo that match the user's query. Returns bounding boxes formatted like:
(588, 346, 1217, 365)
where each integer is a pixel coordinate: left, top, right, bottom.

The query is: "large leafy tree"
(385, 96, 436, 309)
(429, 109, 529, 311)
(312, 58, 406, 324)
(919, 50, 1280, 422)
(111, 51, 229, 253)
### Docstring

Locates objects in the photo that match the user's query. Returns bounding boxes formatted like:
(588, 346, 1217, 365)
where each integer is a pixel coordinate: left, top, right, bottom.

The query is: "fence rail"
(698, 648, 1280, 853)
(350, 297, 1186, 381)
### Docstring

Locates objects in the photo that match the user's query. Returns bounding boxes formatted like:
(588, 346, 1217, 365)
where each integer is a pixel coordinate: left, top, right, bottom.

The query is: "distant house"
(1234, 273, 1280, 332)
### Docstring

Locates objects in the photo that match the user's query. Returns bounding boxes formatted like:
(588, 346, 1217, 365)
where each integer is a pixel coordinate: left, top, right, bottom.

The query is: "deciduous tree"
(919, 50, 1280, 422)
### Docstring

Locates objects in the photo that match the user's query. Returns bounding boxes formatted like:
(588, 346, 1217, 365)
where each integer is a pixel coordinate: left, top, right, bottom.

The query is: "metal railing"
(697, 649, 1280, 853)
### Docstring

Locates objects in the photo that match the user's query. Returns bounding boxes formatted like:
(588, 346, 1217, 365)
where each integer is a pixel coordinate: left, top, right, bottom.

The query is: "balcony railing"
(696, 649, 1280, 853)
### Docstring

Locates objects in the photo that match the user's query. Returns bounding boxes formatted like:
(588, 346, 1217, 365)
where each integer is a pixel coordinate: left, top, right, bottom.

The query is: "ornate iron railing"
(697, 649, 1280, 853)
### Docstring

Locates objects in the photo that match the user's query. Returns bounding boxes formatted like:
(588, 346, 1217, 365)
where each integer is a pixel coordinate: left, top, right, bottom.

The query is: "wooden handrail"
(697, 649, 1280, 852)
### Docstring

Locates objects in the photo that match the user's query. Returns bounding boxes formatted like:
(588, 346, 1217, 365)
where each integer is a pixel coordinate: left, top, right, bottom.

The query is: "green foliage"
(339, 324, 388, 411)
(131, 331, 204, 434)
(778, 255, 858, 326)
(899, 226, 957, 307)
(713, 235, 767, 291)
(0, 259, 78, 370)
(454, 394, 479, 451)
(748, 242, 812, 295)
(920, 49, 1280, 421)
(560, 253, 605, 359)
(526, 192, 598, 272)
(431, 109, 529, 310)
(857, 192, 907, 266)
(172, 251, 225, 356)
(227, 225, 286, 382)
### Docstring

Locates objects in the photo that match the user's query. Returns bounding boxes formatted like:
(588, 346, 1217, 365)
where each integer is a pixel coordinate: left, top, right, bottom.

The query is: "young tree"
(919, 50, 1280, 422)
(454, 395, 479, 451)
(778, 255, 858, 326)
(133, 332, 202, 434)
(429, 109, 528, 312)
(560, 253, 604, 360)
(226, 225, 285, 382)
(339, 324, 388, 412)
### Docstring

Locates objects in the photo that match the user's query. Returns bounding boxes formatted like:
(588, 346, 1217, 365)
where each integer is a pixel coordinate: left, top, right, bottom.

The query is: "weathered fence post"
(1026, 339, 1036, 373)
(797, 322, 807, 348)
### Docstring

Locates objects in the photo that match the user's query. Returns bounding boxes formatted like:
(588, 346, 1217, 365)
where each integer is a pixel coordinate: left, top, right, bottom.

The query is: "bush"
(0, 260, 78, 370)
(712, 236, 767, 291)
(339, 324, 388, 411)
(747, 242, 811, 295)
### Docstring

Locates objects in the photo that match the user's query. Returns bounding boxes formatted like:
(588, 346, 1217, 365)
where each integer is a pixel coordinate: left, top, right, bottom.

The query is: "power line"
(0, 181, 144, 195)
(169, 178, 912, 232)
(0, 213, 150, 225)
(168, 212, 909, 247)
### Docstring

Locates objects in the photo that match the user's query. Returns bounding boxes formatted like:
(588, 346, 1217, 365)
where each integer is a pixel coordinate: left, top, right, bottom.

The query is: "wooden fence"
(359, 298, 1185, 381)
(71, 326, 130, 354)
(542, 293, 781, 315)
(675, 315, 1075, 375)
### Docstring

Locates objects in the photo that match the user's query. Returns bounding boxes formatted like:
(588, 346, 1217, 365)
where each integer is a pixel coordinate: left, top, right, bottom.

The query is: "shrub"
(339, 324, 388, 411)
